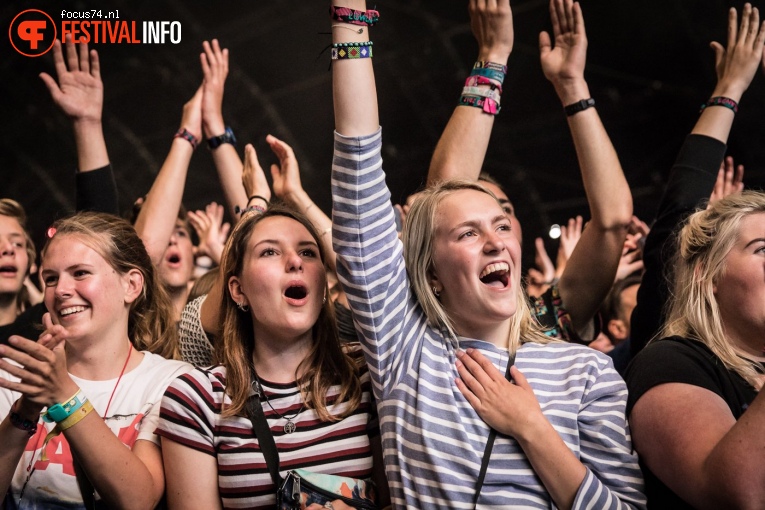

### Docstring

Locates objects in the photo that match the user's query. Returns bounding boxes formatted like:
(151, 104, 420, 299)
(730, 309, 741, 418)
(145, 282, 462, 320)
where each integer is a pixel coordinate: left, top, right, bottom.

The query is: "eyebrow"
(744, 237, 765, 248)
(253, 239, 319, 248)
(449, 214, 509, 234)
(41, 263, 95, 275)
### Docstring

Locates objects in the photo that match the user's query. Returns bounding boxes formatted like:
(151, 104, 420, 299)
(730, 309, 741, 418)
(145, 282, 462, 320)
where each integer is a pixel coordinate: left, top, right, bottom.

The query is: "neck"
(66, 335, 142, 380)
(455, 318, 513, 351)
(0, 293, 20, 327)
(251, 329, 314, 384)
(726, 326, 765, 364)
(167, 286, 188, 322)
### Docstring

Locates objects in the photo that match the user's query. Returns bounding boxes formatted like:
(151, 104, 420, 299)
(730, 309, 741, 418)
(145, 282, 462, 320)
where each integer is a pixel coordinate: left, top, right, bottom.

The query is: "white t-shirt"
(0, 351, 191, 509)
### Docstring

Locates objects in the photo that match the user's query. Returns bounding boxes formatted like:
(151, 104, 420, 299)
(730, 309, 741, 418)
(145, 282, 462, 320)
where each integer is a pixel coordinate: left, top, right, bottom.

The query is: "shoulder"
(518, 341, 615, 372)
(625, 336, 730, 413)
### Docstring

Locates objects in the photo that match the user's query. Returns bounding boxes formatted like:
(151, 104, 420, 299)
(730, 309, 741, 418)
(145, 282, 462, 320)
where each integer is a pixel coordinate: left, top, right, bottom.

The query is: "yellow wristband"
(58, 400, 94, 431)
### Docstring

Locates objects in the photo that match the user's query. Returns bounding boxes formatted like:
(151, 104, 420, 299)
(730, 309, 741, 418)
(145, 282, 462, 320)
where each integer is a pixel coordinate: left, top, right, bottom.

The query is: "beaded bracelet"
(465, 75, 503, 94)
(459, 94, 501, 115)
(473, 60, 508, 74)
(469, 67, 506, 84)
(174, 128, 199, 150)
(462, 86, 502, 103)
(332, 44, 373, 60)
(700, 96, 738, 114)
(330, 6, 380, 26)
(332, 41, 373, 48)
(58, 400, 94, 432)
(10, 400, 38, 437)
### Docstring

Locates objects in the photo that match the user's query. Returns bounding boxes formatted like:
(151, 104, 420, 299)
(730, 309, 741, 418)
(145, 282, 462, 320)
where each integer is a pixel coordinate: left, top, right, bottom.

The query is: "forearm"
(0, 419, 33, 498)
(210, 146, 248, 220)
(134, 138, 193, 264)
(332, 0, 379, 136)
(65, 414, 162, 509)
(72, 119, 110, 172)
(561, 82, 632, 229)
(517, 418, 586, 510)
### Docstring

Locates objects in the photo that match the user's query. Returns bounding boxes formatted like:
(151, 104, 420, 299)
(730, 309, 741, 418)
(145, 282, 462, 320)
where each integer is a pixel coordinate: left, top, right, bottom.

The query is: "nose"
(54, 274, 75, 299)
(168, 232, 178, 246)
(0, 237, 15, 256)
(286, 250, 303, 272)
(483, 230, 506, 254)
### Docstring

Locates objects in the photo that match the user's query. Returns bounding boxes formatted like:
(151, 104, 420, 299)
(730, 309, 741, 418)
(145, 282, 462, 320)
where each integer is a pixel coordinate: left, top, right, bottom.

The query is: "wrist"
(554, 80, 590, 106)
(477, 50, 510, 66)
(203, 117, 226, 139)
(14, 398, 43, 421)
(710, 85, 744, 104)
(514, 411, 553, 446)
(283, 190, 311, 210)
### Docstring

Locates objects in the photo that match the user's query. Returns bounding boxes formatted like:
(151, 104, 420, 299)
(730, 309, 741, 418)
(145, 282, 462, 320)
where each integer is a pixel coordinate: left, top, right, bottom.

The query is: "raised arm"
(40, 36, 118, 214)
(540, 0, 632, 336)
(200, 39, 248, 220)
(427, 0, 513, 184)
(630, 3, 765, 357)
(134, 87, 202, 265)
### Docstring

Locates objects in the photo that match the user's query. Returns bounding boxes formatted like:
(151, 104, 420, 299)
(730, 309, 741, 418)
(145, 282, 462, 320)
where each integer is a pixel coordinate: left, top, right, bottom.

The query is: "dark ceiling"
(4, 0, 765, 268)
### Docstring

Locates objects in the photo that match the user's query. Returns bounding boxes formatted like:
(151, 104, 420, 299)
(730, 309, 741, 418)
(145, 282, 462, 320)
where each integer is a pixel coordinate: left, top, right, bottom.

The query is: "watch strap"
(208, 126, 237, 149)
(564, 97, 596, 117)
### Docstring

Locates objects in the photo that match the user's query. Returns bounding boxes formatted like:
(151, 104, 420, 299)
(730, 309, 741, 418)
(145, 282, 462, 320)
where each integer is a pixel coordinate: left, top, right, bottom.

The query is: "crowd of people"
(1, 0, 764, 508)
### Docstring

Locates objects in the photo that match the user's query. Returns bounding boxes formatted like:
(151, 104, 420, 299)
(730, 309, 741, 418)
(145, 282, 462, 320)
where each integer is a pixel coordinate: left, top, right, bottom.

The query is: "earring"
(236, 301, 249, 312)
(432, 286, 440, 298)
(323, 294, 327, 304)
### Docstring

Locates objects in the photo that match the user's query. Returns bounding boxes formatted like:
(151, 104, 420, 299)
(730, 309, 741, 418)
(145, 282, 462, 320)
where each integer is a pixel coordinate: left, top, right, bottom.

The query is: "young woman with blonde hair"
(0, 212, 189, 508)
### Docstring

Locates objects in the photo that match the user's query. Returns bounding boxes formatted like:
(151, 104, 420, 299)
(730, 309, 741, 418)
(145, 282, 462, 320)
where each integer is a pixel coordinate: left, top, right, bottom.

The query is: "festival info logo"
(10, 9, 57, 57)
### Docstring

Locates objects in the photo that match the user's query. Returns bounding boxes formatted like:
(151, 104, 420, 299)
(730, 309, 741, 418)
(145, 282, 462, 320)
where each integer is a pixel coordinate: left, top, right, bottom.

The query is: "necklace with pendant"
(253, 376, 305, 434)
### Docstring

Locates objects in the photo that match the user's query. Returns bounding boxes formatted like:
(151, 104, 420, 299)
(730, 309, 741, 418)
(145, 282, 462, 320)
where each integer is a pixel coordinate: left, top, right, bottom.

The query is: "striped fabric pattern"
(156, 346, 375, 510)
(331, 129, 646, 509)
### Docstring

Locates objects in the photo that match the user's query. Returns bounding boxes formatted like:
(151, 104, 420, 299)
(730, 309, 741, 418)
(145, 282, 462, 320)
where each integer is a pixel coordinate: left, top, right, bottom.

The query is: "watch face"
(209, 128, 236, 149)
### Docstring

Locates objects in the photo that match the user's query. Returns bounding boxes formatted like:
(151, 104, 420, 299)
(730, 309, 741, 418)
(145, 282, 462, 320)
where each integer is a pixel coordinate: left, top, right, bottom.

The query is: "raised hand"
(39, 35, 102, 123)
(242, 144, 272, 203)
(710, 4, 765, 100)
(556, 215, 582, 277)
(455, 349, 545, 438)
(539, 0, 588, 101)
(200, 39, 230, 139)
(267, 135, 305, 205)
(526, 237, 555, 297)
(179, 86, 204, 144)
(188, 202, 230, 264)
(469, 0, 514, 63)
(709, 155, 745, 206)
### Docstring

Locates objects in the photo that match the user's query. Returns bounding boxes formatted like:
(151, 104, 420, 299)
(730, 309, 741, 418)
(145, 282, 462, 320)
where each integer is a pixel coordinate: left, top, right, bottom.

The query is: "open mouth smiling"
(479, 262, 510, 288)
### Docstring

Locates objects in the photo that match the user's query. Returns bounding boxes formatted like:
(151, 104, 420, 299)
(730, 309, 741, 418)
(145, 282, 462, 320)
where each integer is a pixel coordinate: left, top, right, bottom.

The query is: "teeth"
(60, 306, 86, 316)
(480, 262, 509, 279)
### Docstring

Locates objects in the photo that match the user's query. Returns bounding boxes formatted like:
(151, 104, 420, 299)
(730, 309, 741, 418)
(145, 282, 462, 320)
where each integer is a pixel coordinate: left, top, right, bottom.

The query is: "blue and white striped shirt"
(331, 128, 646, 509)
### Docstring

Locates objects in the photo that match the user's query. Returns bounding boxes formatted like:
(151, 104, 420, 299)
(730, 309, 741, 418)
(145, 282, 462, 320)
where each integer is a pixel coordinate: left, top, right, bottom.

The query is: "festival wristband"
(699, 96, 738, 114)
(9, 400, 38, 437)
(174, 128, 200, 150)
(469, 67, 506, 84)
(464, 75, 503, 94)
(57, 400, 94, 432)
(462, 86, 502, 103)
(473, 60, 508, 74)
(43, 389, 86, 423)
(330, 5, 380, 26)
(331, 44, 373, 60)
(459, 94, 501, 115)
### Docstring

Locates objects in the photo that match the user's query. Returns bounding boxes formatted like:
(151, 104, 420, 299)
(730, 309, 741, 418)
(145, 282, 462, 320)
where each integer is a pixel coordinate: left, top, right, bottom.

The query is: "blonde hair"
(662, 191, 765, 388)
(41, 212, 179, 359)
(402, 180, 553, 353)
(217, 205, 361, 419)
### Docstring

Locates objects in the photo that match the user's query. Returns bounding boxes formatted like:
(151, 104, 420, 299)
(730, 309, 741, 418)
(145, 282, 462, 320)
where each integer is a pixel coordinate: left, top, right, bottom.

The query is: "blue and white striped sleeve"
(331, 129, 421, 400)
(573, 361, 646, 509)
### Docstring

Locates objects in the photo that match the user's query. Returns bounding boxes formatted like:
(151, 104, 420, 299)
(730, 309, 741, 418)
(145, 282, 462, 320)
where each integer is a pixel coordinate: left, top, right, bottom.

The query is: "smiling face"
(714, 212, 765, 357)
(41, 234, 139, 343)
(0, 215, 29, 298)
(479, 180, 523, 245)
(228, 216, 326, 344)
(157, 219, 195, 292)
(429, 189, 521, 343)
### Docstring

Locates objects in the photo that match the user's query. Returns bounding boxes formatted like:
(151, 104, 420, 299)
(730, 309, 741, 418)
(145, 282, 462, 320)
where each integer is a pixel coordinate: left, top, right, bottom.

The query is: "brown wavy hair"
(218, 205, 361, 419)
(41, 212, 179, 359)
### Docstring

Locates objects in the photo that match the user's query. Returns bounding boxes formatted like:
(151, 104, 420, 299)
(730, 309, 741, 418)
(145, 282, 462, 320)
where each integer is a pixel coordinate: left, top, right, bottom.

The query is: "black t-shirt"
(625, 336, 760, 509)
(0, 302, 46, 346)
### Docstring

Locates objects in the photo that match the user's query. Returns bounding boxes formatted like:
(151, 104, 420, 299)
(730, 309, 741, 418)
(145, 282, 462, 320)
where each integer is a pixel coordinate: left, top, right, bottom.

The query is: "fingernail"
(455, 359, 463, 368)
(466, 348, 474, 354)
(455, 349, 464, 358)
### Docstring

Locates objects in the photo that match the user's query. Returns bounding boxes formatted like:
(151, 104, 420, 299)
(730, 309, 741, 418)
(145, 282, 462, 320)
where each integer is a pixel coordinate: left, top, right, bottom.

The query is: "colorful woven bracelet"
(58, 400, 94, 432)
(332, 44, 373, 60)
(330, 6, 380, 26)
(332, 41, 373, 48)
(465, 75, 503, 94)
(462, 86, 502, 103)
(174, 128, 199, 150)
(469, 67, 506, 85)
(459, 94, 501, 115)
(234, 205, 266, 216)
(700, 96, 738, 114)
(473, 61, 508, 74)
(10, 401, 38, 437)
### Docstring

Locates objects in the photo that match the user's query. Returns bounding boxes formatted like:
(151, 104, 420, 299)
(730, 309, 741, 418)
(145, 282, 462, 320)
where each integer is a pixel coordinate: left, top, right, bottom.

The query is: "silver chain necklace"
(253, 376, 305, 434)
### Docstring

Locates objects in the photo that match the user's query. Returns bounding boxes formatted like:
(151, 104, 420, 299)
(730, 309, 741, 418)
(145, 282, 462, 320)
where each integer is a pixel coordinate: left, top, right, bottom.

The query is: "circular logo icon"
(9, 9, 57, 57)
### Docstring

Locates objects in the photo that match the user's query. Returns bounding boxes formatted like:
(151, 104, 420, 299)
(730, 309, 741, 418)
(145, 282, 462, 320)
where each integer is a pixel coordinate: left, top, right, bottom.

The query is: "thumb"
(39, 73, 62, 101)
(270, 163, 281, 181)
(539, 31, 552, 58)
(509, 365, 531, 390)
(710, 41, 725, 70)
